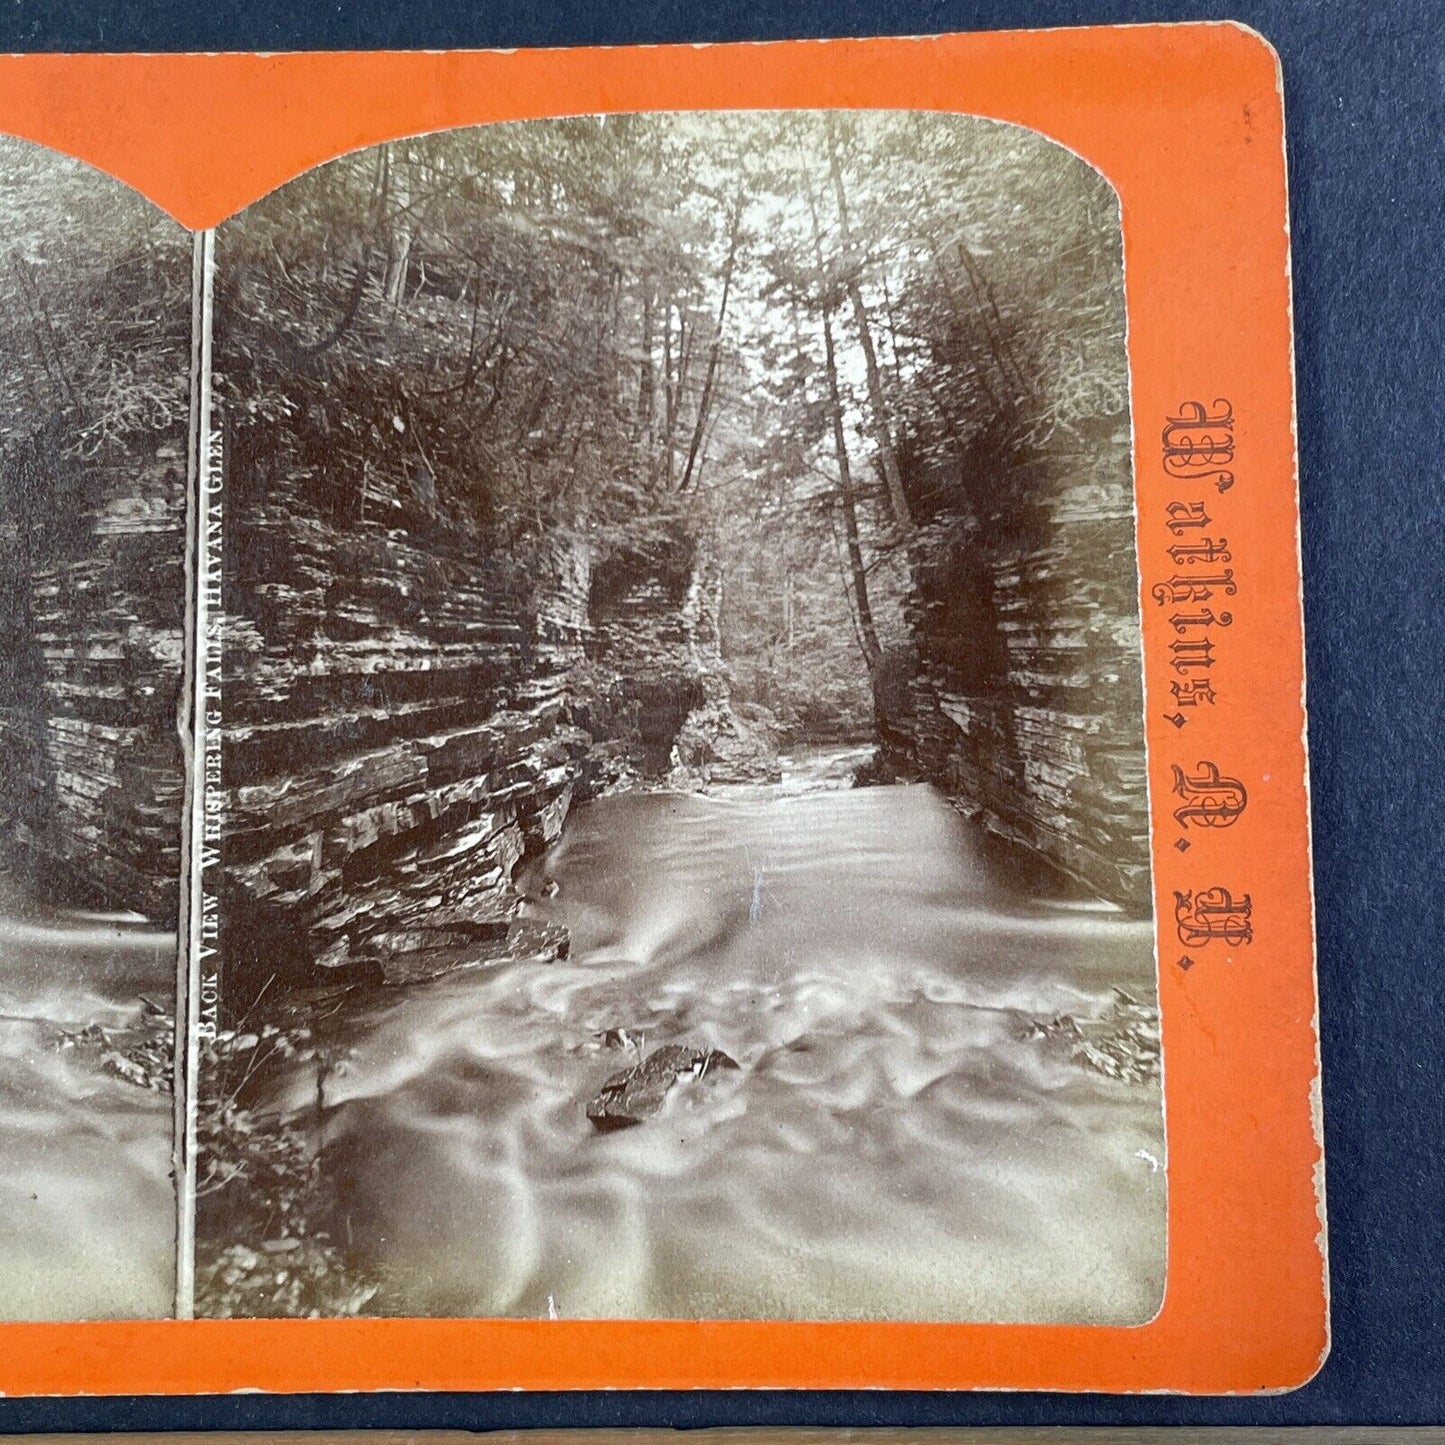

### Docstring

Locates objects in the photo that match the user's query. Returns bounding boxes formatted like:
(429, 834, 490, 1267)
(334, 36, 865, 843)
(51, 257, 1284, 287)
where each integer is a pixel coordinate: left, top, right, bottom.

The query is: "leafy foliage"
(195, 1026, 381, 1318)
(0, 139, 190, 459)
(216, 112, 1125, 730)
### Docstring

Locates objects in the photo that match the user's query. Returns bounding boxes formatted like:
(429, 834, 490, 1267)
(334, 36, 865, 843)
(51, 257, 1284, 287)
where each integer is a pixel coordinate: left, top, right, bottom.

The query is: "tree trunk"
(799, 148, 882, 676)
(825, 115, 915, 543)
(821, 310, 882, 676)
(678, 189, 744, 494)
(637, 285, 656, 445)
(660, 299, 682, 488)
(383, 148, 413, 312)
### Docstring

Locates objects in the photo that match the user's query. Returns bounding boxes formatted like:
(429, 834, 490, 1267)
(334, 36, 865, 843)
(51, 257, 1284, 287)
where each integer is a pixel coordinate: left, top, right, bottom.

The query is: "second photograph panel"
(196, 111, 1163, 1323)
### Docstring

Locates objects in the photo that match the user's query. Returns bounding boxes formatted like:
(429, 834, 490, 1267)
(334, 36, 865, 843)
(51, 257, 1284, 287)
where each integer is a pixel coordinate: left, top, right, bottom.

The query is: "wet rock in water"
(586, 1043, 739, 1131)
(594, 1026, 640, 1051)
(54, 1007, 176, 1093)
(1021, 988, 1160, 1085)
(669, 698, 782, 787)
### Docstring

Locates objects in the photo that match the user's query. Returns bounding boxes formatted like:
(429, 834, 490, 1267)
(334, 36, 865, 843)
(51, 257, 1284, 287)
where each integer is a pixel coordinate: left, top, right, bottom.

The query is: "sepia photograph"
(0, 138, 189, 1318)
(196, 110, 1163, 1324)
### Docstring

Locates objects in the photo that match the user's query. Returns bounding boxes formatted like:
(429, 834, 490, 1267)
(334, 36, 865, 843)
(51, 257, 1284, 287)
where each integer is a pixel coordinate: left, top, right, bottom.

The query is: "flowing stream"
(289, 752, 1166, 1324)
(0, 881, 175, 1319)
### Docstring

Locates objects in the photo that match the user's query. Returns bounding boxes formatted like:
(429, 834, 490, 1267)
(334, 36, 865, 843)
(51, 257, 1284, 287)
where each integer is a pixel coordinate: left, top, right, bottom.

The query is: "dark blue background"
(1, 0, 1440, 1430)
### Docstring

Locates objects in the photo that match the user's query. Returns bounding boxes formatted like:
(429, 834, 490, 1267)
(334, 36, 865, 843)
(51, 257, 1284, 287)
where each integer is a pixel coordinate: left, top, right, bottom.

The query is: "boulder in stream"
(669, 699, 782, 787)
(586, 1043, 739, 1132)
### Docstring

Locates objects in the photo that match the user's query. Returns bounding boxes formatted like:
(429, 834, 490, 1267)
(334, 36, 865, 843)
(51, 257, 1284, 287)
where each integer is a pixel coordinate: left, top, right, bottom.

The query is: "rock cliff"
(0, 424, 187, 920)
(879, 417, 1151, 913)
(216, 424, 714, 1006)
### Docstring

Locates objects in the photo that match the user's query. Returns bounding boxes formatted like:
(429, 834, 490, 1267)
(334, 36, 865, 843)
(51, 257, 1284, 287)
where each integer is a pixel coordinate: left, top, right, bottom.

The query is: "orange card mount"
(0, 23, 1324, 1395)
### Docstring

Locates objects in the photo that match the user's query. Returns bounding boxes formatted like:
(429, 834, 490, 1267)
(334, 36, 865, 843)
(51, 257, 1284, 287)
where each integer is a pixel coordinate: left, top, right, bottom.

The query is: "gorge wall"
(0, 398, 1152, 959)
(879, 415, 1152, 914)
(0, 424, 187, 922)
(216, 420, 712, 1005)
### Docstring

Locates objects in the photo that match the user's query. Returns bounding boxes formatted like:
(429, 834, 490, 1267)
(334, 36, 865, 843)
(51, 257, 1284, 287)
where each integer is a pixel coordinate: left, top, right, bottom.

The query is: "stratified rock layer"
(0, 428, 187, 920)
(216, 431, 709, 1003)
(880, 418, 1151, 912)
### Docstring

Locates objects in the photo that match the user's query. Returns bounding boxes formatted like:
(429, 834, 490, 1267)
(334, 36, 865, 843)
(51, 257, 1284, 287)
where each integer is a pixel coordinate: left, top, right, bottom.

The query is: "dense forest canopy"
(218, 110, 1128, 738)
(0, 139, 189, 461)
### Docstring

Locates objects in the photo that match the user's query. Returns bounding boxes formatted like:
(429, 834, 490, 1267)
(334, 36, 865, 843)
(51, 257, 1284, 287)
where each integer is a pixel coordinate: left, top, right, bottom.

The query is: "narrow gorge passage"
(253, 750, 1163, 1324)
(197, 111, 1157, 1321)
